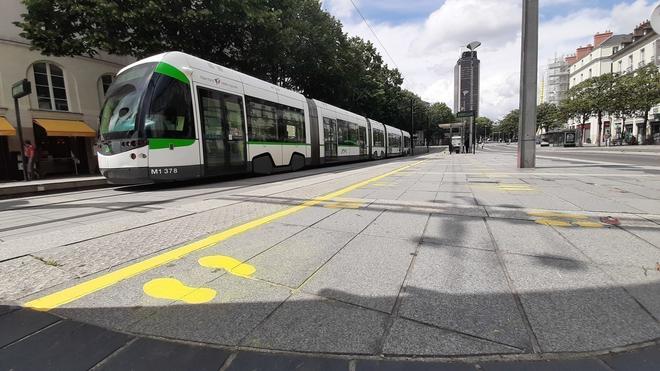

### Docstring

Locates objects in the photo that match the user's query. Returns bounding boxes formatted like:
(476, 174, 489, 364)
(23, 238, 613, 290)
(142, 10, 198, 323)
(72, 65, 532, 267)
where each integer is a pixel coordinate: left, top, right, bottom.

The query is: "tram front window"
(144, 73, 194, 139)
(100, 63, 156, 139)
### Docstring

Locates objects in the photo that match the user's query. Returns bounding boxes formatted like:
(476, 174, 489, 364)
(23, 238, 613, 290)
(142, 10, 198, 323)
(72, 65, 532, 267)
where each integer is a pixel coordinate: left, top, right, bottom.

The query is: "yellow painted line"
(25, 160, 423, 311)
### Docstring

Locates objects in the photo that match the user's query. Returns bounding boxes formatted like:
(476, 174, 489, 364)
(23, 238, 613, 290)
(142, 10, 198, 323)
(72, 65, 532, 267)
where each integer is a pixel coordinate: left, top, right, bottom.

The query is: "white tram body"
(97, 52, 409, 184)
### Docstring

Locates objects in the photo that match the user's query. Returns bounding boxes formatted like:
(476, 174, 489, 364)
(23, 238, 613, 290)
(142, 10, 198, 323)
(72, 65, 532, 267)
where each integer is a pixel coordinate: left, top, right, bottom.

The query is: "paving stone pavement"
(1, 148, 660, 368)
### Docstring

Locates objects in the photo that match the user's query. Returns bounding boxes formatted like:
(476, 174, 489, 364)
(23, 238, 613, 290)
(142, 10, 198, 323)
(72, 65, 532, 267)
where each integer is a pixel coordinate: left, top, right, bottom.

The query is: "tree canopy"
(15, 0, 450, 131)
(536, 103, 562, 133)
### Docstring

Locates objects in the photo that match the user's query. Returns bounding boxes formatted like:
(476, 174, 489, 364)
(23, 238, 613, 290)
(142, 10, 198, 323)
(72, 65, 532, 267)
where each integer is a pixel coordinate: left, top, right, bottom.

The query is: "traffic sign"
(456, 111, 474, 118)
(12, 79, 31, 99)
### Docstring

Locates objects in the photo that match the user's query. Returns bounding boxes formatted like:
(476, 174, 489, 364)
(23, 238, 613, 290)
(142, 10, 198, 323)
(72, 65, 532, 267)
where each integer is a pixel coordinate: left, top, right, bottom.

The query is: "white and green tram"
(97, 52, 410, 184)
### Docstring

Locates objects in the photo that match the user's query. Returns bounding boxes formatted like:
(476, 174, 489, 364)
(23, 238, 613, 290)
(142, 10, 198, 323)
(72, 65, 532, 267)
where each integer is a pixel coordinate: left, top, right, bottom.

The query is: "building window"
(618, 60, 622, 72)
(33, 62, 68, 111)
(640, 48, 645, 65)
(628, 55, 633, 68)
(612, 46, 618, 54)
(100, 74, 115, 95)
(588, 69, 592, 78)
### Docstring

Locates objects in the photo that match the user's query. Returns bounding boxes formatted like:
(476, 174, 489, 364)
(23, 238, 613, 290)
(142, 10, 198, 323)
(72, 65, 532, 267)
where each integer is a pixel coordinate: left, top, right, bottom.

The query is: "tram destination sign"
(12, 79, 31, 99)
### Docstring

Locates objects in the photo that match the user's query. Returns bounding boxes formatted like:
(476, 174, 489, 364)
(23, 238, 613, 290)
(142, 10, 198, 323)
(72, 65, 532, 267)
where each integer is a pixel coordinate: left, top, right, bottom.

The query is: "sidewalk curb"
(1, 306, 658, 370)
(0, 178, 110, 198)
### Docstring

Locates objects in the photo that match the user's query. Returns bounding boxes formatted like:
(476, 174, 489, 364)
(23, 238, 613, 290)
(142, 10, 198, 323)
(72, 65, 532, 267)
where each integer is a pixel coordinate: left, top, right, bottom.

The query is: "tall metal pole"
(517, 0, 538, 168)
(410, 98, 414, 156)
(470, 51, 476, 154)
(13, 98, 27, 181)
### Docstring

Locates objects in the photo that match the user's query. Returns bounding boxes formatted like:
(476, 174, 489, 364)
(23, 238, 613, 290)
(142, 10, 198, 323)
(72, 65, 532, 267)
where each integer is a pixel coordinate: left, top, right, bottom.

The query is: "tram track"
(0, 157, 413, 214)
(0, 156, 427, 260)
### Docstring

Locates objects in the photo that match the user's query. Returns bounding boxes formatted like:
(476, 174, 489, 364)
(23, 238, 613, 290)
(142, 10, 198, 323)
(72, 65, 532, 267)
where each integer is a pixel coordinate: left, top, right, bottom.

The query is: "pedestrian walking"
(23, 140, 35, 180)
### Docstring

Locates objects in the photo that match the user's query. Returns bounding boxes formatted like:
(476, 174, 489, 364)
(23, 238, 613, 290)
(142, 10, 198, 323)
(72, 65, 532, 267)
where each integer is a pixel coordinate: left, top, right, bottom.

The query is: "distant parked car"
(540, 140, 550, 147)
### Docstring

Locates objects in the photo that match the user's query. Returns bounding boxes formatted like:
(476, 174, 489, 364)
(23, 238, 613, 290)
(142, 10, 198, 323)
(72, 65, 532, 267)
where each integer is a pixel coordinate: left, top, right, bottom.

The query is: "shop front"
(652, 120, 660, 144)
(0, 116, 17, 180)
(32, 118, 96, 177)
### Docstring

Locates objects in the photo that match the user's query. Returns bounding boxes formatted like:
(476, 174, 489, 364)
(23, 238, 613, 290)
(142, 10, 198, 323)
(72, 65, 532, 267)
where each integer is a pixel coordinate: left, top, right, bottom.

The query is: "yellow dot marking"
(573, 221, 603, 228)
(199, 255, 256, 277)
(535, 219, 571, 227)
(143, 278, 216, 304)
(24, 160, 425, 311)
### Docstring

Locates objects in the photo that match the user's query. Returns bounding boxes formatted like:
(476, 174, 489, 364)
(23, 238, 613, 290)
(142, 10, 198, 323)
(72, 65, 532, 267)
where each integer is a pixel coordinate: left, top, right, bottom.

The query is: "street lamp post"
(410, 97, 414, 156)
(461, 90, 468, 153)
(466, 41, 481, 155)
(11, 79, 31, 181)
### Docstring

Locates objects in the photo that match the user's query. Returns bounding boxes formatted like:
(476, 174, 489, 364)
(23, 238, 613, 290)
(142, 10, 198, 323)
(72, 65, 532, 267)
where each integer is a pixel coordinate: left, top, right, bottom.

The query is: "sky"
(321, 0, 658, 120)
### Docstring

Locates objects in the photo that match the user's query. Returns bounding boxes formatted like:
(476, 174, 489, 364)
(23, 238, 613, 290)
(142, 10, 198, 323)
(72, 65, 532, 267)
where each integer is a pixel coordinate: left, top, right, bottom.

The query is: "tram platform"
(0, 175, 108, 198)
(1, 146, 659, 369)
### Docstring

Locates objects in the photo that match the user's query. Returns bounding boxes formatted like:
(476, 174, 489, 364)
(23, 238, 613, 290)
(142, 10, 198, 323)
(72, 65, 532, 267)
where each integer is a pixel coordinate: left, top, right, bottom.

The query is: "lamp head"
(467, 41, 481, 50)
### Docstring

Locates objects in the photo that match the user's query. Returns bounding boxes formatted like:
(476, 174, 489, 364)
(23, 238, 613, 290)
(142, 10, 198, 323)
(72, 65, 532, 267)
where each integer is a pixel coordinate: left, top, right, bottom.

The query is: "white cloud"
(325, 0, 657, 120)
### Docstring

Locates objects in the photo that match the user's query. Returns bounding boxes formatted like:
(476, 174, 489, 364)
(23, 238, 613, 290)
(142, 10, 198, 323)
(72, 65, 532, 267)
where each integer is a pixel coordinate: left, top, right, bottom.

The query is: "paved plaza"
(1, 147, 659, 368)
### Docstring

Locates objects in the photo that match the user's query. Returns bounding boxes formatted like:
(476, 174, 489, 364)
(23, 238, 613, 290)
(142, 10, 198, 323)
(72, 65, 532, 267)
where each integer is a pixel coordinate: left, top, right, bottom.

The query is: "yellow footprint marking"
(324, 201, 363, 209)
(530, 211, 603, 228)
(528, 211, 588, 219)
(199, 255, 256, 277)
(496, 184, 534, 192)
(535, 219, 571, 227)
(573, 221, 603, 228)
(143, 278, 216, 304)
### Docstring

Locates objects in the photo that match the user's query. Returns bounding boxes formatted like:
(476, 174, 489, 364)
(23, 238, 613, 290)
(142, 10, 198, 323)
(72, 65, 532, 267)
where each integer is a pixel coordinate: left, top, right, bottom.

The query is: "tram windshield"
(99, 63, 156, 139)
(100, 62, 194, 141)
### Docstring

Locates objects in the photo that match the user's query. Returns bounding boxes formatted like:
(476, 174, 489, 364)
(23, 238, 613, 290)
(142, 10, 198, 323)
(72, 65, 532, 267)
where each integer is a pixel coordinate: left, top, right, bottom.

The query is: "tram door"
(358, 126, 367, 156)
(198, 87, 247, 174)
(323, 118, 337, 160)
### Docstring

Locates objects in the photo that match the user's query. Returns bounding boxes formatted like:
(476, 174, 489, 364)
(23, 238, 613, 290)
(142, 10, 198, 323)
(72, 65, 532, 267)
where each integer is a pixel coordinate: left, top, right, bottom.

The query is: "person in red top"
(23, 140, 35, 180)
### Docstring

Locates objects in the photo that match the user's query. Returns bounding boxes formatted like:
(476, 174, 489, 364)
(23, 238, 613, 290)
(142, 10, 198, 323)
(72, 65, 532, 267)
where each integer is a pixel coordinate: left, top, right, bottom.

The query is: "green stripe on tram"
(149, 138, 196, 149)
(154, 62, 189, 84)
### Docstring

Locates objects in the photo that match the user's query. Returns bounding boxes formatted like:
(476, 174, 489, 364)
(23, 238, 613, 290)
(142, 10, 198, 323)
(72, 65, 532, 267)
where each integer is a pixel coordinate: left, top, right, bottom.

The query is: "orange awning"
(0, 116, 16, 136)
(33, 118, 96, 137)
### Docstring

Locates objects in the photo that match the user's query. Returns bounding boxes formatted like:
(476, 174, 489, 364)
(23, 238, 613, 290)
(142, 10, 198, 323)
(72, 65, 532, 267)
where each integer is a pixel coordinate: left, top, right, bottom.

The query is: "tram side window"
(337, 119, 349, 145)
(145, 74, 194, 139)
(373, 129, 384, 147)
(388, 133, 400, 152)
(225, 97, 245, 140)
(247, 98, 278, 142)
(348, 123, 358, 146)
(280, 107, 305, 143)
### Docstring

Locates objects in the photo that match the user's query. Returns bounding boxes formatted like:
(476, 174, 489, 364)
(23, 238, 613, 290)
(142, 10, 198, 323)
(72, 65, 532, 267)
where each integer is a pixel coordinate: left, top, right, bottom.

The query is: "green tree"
(561, 81, 592, 143)
(475, 116, 494, 140)
(610, 72, 635, 140)
(15, 0, 406, 129)
(423, 102, 454, 145)
(536, 102, 562, 133)
(496, 109, 519, 140)
(585, 73, 617, 146)
(627, 64, 660, 143)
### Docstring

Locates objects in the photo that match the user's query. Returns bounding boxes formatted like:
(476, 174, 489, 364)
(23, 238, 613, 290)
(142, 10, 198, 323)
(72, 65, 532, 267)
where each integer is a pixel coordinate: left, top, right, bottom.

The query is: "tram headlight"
(139, 153, 147, 159)
(130, 153, 137, 160)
